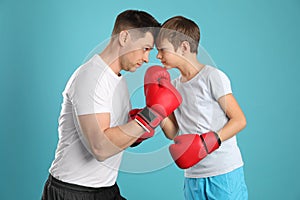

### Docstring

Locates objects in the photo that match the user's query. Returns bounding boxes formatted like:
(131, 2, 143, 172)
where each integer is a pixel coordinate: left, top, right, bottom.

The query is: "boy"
(156, 16, 248, 199)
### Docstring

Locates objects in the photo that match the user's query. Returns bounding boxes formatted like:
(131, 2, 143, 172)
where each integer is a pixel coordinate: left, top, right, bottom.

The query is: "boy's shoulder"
(204, 65, 228, 78)
(197, 65, 218, 78)
(203, 65, 220, 73)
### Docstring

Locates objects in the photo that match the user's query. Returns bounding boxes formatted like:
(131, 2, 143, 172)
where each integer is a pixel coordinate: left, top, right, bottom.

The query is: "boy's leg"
(206, 167, 248, 200)
(184, 177, 207, 200)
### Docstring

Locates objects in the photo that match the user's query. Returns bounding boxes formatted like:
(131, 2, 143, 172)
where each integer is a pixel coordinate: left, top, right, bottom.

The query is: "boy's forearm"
(217, 116, 247, 142)
(160, 115, 179, 140)
(217, 94, 247, 142)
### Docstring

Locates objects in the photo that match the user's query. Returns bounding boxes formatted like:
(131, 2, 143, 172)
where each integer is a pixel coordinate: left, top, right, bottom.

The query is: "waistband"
(48, 174, 117, 193)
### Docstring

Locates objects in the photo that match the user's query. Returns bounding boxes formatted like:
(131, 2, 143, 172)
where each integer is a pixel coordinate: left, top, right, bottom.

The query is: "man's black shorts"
(41, 175, 126, 200)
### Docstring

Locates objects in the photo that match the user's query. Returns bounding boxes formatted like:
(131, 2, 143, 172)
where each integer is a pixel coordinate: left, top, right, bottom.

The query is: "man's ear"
(119, 30, 130, 46)
(180, 41, 190, 55)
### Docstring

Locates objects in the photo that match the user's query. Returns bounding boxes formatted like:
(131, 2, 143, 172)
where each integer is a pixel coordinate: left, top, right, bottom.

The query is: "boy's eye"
(143, 47, 151, 52)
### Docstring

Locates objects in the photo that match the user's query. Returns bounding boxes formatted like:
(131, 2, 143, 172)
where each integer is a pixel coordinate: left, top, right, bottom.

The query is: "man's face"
(156, 38, 181, 69)
(120, 32, 154, 72)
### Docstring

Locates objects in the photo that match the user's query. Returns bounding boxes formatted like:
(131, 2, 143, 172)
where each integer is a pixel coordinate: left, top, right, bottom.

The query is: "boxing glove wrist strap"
(212, 132, 221, 146)
(135, 107, 163, 132)
(200, 131, 221, 154)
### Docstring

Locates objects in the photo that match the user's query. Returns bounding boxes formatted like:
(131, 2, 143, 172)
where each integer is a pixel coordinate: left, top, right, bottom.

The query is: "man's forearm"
(78, 114, 145, 161)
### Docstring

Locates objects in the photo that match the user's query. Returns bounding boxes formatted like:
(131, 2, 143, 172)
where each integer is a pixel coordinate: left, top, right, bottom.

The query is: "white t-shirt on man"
(172, 65, 244, 178)
(49, 54, 131, 187)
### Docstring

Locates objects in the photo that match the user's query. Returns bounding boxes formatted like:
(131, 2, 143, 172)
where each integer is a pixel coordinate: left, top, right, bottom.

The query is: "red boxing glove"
(128, 109, 154, 147)
(135, 66, 182, 131)
(169, 132, 221, 169)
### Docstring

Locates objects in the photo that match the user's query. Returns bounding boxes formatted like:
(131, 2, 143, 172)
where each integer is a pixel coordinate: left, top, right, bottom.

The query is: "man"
(41, 10, 181, 200)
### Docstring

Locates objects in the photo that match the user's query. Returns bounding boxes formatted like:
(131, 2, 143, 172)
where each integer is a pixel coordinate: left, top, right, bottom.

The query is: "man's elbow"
(90, 145, 111, 162)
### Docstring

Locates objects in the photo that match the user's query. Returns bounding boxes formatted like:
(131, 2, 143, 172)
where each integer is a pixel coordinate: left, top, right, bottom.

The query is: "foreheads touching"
(156, 16, 200, 54)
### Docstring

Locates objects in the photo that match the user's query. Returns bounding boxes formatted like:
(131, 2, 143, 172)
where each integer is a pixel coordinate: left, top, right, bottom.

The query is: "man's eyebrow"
(145, 44, 154, 49)
(148, 44, 154, 47)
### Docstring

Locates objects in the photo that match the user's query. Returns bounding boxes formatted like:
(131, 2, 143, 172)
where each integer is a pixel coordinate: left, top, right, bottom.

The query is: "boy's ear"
(119, 30, 130, 46)
(180, 41, 191, 55)
(181, 41, 191, 51)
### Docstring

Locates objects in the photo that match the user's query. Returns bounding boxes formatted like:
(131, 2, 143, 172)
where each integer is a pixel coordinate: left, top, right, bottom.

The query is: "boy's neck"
(180, 59, 205, 82)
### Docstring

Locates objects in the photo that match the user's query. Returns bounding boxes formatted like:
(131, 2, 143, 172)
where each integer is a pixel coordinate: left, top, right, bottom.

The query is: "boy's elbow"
(240, 116, 247, 130)
(166, 134, 175, 140)
(165, 131, 179, 140)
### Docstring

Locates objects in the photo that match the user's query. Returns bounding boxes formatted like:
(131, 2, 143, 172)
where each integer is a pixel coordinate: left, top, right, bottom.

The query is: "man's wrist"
(136, 107, 162, 129)
(134, 117, 151, 133)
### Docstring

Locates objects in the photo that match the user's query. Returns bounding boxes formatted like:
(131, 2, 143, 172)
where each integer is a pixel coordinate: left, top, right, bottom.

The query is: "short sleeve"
(209, 69, 232, 101)
(70, 67, 112, 116)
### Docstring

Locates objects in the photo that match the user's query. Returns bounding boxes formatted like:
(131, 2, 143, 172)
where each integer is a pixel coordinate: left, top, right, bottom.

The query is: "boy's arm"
(168, 93, 246, 169)
(160, 112, 179, 140)
(217, 93, 247, 142)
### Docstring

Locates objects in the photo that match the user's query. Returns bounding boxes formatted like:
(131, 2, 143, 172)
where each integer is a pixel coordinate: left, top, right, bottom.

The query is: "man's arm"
(78, 113, 145, 161)
(160, 112, 179, 140)
(217, 93, 247, 142)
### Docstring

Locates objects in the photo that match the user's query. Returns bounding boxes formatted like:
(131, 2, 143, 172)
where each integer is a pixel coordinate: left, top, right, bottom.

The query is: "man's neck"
(99, 42, 121, 75)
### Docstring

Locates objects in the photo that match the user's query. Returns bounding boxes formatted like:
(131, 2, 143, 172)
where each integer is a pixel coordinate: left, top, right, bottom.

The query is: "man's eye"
(143, 47, 151, 52)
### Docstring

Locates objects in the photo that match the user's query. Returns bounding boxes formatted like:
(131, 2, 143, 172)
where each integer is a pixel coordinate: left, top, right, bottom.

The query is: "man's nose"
(143, 52, 150, 63)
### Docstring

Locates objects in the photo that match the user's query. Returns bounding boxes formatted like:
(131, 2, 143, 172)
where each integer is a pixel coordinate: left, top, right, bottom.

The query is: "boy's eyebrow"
(155, 45, 165, 50)
(156, 45, 167, 50)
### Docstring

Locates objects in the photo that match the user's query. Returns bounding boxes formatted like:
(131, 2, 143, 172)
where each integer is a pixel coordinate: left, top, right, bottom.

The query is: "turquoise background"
(1, 0, 300, 199)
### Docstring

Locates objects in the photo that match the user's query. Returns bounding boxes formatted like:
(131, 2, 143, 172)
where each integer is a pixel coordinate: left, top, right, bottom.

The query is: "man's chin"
(129, 67, 137, 72)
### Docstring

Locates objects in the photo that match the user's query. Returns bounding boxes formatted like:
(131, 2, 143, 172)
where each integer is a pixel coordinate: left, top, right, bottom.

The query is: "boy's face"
(120, 32, 154, 72)
(156, 38, 182, 69)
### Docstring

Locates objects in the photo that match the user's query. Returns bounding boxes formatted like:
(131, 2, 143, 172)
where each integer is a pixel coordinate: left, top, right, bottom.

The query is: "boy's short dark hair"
(157, 16, 200, 53)
(112, 10, 161, 40)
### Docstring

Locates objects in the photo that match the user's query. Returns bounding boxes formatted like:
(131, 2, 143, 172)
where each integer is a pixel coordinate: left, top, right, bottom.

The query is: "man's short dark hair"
(112, 10, 161, 39)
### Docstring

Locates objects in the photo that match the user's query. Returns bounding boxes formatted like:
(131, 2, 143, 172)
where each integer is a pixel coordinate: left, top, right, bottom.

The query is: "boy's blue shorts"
(184, 167, 248, 200)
